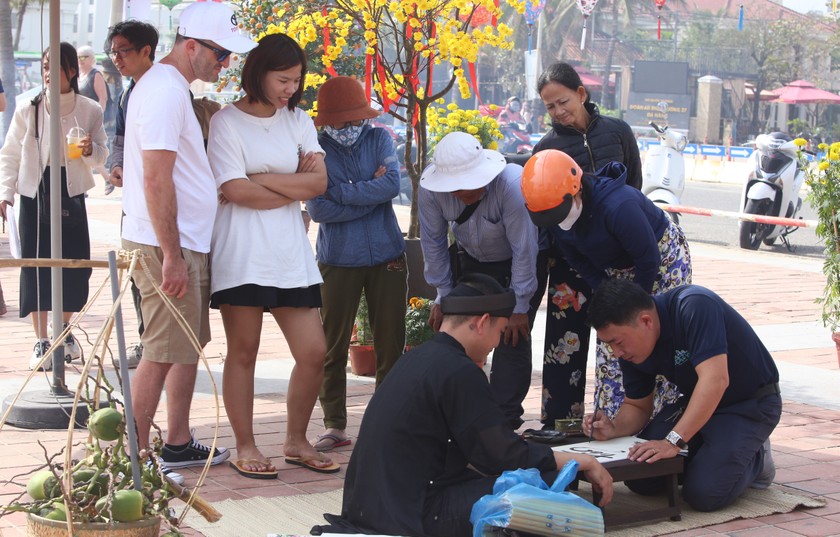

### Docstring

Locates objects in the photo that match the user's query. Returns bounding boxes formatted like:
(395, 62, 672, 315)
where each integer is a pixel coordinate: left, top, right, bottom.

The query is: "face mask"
(509, 101, 522, 113)
(558, 197, 582, 231)
(325, 121, 368, 147)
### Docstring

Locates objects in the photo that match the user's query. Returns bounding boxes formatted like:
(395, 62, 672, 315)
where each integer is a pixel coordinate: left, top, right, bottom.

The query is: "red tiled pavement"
(0, 182, 839, 536)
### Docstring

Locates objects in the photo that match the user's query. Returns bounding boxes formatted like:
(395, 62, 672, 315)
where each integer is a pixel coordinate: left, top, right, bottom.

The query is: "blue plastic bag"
(469, 461, 604, 536)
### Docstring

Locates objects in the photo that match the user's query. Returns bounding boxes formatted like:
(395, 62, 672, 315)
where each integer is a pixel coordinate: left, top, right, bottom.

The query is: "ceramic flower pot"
(27, 514, 161, 537)
(349, 344, 376, 377)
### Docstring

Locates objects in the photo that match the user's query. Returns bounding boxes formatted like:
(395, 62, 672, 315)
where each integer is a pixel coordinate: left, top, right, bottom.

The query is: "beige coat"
(0, 93, 108, 204)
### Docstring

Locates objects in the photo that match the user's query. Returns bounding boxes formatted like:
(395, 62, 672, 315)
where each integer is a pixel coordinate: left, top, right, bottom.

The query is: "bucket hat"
(314, 77, 380, 127)
(178, 2, 257, 54)
(421, 132, 507, 192)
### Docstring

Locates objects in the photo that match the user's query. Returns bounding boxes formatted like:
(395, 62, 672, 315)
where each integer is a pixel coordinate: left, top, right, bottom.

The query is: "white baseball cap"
(421, 132, 507, 192)
(178, 1, 257, 54)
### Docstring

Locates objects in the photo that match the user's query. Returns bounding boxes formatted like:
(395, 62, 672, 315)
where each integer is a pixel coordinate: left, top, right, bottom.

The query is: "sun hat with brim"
(178, 2, 257, 54)
(314, 76, 381, 127)
(420, 132, 507, 193)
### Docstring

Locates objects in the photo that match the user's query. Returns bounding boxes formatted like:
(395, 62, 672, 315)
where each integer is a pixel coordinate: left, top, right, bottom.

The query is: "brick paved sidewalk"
(0, 188, 839, 536)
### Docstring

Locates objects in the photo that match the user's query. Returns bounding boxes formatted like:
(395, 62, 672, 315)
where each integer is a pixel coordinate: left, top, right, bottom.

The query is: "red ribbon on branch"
(365, 54, 372, 101)
(468, 62, 483, 105)
(426, 22, 436, 97)
(322, 7, 338, 76)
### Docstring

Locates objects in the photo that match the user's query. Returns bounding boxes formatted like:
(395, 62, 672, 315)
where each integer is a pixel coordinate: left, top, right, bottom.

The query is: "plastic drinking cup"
(66, 127, 86, 159)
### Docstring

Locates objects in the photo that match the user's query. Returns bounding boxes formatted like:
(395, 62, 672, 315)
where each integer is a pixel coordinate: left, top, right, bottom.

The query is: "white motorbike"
(738, 132, 805, 251)
(642, 121, 687, 224)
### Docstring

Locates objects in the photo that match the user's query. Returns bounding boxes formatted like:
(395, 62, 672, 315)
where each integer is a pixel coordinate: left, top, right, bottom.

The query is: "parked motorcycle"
(738, 132, 805, 251)
(499, 121, 533, 154)
(642, 121, 687, 225)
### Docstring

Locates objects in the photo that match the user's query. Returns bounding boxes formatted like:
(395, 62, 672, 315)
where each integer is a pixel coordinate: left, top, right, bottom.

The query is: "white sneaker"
(751, 438, 776, 489)
(29, 339, 52, 371)
(61, 325, 83, 363)
(144, 459, 185, 486)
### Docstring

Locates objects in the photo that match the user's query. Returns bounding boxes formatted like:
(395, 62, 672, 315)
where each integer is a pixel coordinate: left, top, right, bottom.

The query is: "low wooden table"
(581, 455, 684, 528)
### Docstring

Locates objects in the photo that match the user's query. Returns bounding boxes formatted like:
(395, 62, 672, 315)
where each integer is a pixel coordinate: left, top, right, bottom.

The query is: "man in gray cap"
(121, 2, 256, 479)
(334, 273, 613, 537)
(419, 131, 542, 429)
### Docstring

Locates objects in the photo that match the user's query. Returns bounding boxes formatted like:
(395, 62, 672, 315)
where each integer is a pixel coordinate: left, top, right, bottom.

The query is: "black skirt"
(211, 283, 322, 311)
(18, 167, 91, 317)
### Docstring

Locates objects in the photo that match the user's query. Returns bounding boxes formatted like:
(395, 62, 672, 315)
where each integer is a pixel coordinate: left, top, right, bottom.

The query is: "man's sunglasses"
(107, 47, 140, 60)
(192, 38, 232, 63)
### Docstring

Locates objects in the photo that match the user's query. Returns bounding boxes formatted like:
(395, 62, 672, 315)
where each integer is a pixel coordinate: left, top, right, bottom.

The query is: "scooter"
(642, 121, 687, 225)
(738, 132, 805, 251)
(499, 121, 533, 154)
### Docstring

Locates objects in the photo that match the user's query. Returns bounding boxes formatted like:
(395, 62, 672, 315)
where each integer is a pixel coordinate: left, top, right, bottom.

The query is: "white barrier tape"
(656, 203, 818, 228)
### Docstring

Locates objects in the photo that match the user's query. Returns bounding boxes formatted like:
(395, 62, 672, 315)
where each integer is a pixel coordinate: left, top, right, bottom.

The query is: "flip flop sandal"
(284, 456, 341, 474)
(313, 433, 352, 452)
(230, 458, 278, 480)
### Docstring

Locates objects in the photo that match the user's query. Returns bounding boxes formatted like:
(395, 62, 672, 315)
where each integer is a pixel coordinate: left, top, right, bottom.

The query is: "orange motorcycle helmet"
(521, 149, 582, 227)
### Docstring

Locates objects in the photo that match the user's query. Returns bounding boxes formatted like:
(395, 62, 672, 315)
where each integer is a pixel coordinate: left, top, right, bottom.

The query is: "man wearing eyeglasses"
(122, 2, 256, 477)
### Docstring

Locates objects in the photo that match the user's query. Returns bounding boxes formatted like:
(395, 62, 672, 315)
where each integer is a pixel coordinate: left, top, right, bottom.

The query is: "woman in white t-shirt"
(207, 33, 336, 478)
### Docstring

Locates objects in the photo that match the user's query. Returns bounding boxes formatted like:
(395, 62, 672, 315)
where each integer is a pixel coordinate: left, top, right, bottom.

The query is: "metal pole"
(49, 0, 68, 394)
(107, 251, 142, 490)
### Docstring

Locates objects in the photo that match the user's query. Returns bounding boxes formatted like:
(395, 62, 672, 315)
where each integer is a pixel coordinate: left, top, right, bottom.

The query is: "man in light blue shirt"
(419, 132, 542, 429)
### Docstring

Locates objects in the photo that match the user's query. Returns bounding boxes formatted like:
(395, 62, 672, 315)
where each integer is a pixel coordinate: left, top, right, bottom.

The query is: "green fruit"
(95, 489, 144, 522)
(88, 408, 124, 441)
(72, 468, 109, 497)
(27, 470, 58, 501)
(42, 501, 67, 521)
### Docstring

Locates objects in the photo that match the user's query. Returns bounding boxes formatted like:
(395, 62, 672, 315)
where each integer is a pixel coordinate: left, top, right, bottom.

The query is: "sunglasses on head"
(191, 38, 232, 63)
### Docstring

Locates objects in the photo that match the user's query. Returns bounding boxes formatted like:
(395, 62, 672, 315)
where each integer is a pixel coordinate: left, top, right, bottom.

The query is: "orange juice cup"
(66, 127, 85, 160)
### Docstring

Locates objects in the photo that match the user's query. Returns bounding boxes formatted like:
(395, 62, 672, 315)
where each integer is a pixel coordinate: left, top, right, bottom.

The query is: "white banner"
(524, 50, 541, 101)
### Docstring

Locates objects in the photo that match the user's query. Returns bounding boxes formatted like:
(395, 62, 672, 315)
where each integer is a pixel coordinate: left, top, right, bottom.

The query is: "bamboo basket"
(26, 514, 161, 537)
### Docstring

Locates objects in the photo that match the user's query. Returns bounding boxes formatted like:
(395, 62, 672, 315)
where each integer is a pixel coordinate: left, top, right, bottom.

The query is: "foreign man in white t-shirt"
(121, 2, 256, 479)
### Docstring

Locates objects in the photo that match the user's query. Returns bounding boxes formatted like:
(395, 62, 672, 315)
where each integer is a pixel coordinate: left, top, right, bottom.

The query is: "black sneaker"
(161, 437, 230, 469)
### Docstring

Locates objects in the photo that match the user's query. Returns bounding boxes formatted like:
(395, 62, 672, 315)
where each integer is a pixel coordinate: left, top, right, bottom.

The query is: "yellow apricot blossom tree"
(232, 0, 522, 236)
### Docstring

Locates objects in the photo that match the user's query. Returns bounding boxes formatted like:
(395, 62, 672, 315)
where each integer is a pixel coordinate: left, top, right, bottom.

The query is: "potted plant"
(349, 292, 376, 376)
(4, 401, 180, 536)
(427, 103, 504, 152)
(797, 139, 840, 366)
(1, 347, 219, 535)
(404, 296, 435, 350)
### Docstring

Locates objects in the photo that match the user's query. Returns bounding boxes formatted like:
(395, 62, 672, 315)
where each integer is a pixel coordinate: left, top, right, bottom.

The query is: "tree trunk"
(12, 0, 27, 51)
(599, 1, 620, 110)
(0, 0, 17, 139)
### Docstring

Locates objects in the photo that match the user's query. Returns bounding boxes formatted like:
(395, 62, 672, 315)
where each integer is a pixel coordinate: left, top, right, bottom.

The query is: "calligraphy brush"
(589, 385, 600, 443)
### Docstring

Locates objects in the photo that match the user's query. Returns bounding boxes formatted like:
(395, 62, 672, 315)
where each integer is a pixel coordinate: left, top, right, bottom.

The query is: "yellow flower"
(793, 138, 808, 147)
(819, 161, 830, 171)
(467, 125, 478, 134)
(819, 143, 829, 151)
(488, 141, 498, 150)
(447, 102, 458, 110)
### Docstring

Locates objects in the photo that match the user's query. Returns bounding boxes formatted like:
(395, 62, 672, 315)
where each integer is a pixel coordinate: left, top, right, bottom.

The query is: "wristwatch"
(666, 430, 687, 449)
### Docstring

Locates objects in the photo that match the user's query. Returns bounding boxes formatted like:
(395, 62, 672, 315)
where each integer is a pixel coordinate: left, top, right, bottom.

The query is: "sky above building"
(783, 0, 830, 14)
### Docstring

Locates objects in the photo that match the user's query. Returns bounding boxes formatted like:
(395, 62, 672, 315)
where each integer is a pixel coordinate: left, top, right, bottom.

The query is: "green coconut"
(41, 501, 67, 521)
(88, 407, 124, 442)
(72, 468, 109, 497)
(26, 470, 59, 501)
(95, 489, 145, 522)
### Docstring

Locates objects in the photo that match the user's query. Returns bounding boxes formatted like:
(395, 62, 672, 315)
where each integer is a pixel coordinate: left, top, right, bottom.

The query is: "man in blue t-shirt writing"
(584, 279, 781, 512)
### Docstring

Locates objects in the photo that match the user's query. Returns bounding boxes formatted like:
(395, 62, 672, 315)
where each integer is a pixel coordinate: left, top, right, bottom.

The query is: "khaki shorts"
(123, 239, 211, 364)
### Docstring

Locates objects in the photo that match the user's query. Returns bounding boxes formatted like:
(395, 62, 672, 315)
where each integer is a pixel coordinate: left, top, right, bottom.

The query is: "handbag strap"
(454, 199, 481, 225)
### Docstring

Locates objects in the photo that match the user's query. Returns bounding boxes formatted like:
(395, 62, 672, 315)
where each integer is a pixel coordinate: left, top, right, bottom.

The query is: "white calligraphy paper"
(552, 436, 645, 463)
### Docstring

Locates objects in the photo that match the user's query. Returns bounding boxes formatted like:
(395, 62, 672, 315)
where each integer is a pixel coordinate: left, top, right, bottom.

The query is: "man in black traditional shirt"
(336, 273, 613, 537)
